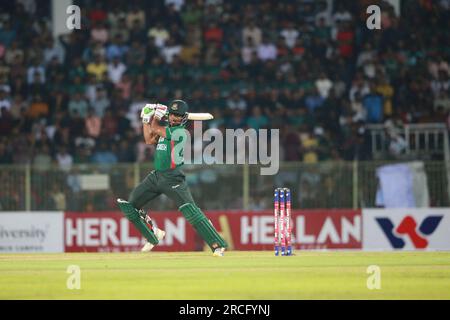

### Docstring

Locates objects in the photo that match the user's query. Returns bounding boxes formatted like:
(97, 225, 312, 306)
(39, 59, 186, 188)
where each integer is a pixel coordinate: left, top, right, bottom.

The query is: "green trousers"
(127, 167, 228, 251)
(128, 168, 195, 210)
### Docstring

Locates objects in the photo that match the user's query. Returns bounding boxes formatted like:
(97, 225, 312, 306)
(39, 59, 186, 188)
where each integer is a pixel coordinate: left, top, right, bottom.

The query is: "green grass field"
(1, 251, 449, 299)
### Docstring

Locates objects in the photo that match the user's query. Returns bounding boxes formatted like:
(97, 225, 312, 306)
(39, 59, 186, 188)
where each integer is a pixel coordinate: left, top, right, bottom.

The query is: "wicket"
(274, 187, 292, 256)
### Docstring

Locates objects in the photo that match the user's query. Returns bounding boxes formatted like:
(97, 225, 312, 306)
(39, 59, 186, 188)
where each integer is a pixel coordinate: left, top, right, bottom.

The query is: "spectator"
(117, 139, 136, 163)
(91, 22, 109, 44)
(0, 90, 11, 112)
(363, 84, 384, 123)
(247, 106, 268, 130)
(107, 56, 127, 84)
(86, 54, 107, 81)
(27, 95, 49, 119)
(315, 72, 333, 98)
(126, 5, 146, 29)
(0, 140, 12, 163)
(111, 17, 130, 43)
(92, 87, 110, 118)
(332, 4, 353, 26)
(85, 107, 102, 138)
(148, 22, 170, 48)
(101, 108, 118, 136)
(257, 35, 277, 61)
(166, 0, 185, 11)
(129, 19, 147, 43)
(9, 94, 28, 119)
(226, 91, 247, 111)
(4, 41, 24, 65)
(32, 144, 52, 171)
(227, 110, 247, 130)
(0, 107, 13, 135)
(91, 141, 118, 164)
(115, 74, 132, 100)
(300, 129, 319, 163)
(242, 21, 262, 47)
(305, 88, 325, 113)
(43, 37, 65, 65)
(161, 38, 182, 64)
(280, 22, 299, 49)
(204, 22, 223, 45)
(0, 20, 16, 46)
(106, 34, 129, 62)
(55, 146, 73, 171)
(89, 2, 108, 24)
(68, 93, 88, 118)
(27, 59, 46, 84)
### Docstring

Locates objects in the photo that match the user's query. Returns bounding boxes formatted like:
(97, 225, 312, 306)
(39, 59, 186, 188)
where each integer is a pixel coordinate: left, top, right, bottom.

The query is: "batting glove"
(141, 104, 156, 118)
(154, 104, 168, 120)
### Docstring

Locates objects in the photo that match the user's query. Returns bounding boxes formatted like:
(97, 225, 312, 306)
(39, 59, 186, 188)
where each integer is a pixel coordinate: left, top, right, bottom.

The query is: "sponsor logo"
(240, 214, 361, 248)
(157, 144, 167, 151)
(375, 215, 443, 249)
(65, 216, 186, 250)
(0, 225, 49, 243)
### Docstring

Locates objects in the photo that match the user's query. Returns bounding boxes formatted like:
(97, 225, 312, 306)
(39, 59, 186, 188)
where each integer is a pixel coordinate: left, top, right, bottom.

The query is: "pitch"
(1, 251, 449, 299)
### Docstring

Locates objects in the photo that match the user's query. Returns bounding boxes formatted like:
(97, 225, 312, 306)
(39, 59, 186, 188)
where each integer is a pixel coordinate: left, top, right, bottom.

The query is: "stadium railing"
(0, 161, 448, 212)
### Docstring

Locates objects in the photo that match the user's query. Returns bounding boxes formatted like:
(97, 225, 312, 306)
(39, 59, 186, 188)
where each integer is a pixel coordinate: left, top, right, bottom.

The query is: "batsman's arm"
(149, 117, 168, 138)
(143, 122, 159, 145)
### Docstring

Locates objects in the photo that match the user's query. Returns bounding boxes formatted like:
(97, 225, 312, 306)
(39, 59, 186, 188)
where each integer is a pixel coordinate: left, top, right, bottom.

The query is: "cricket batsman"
(117, 100, 228, 257)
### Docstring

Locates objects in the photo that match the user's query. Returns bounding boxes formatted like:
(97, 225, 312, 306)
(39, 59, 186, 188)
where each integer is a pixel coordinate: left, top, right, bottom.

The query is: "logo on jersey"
(156, 144, 167, 151)
(376, 215, 443, 249)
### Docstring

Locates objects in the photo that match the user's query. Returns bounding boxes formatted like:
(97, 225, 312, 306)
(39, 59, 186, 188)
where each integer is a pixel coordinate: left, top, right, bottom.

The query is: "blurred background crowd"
(0, 0, 448, 168)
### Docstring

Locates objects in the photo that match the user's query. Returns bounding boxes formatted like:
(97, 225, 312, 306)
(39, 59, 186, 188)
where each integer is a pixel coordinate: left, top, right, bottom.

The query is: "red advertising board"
(64, 212, 197, 252)
(207, 210, 362, 251)
(64, 210, 361, 252)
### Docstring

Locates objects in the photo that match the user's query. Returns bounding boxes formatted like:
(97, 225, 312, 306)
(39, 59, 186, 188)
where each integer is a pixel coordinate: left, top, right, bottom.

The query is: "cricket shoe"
(141, 228, 166, 252)
(212, 247, 226, 257)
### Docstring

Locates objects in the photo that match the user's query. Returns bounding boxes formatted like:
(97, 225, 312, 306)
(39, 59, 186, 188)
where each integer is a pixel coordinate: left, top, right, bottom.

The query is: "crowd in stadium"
(0, 0, 449, 169)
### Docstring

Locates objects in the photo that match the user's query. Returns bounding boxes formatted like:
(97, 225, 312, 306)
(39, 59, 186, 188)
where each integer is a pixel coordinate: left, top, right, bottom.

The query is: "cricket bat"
(187, 112, 214, 121)
(142, 104, 214, 121)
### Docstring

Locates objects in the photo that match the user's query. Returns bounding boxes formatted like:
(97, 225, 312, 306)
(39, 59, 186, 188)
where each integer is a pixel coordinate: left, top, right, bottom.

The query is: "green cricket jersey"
(154, 124, 187, 171)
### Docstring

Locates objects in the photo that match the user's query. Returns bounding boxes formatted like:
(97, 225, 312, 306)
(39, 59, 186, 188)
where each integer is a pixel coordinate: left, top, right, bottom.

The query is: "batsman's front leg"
(179, 202, 228, 256)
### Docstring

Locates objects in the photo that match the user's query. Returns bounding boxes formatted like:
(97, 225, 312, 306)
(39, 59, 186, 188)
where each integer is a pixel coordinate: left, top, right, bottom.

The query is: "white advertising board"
(0, 212, 64, 253)
(363, 209, 450, 250)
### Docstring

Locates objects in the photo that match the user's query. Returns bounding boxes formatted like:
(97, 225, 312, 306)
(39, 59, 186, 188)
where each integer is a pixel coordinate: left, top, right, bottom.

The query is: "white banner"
(0, 212, 64, 253)
(363, 209, 450, 250)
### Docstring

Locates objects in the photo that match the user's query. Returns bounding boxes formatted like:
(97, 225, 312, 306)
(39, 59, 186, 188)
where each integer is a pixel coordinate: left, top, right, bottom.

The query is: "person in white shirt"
(107, 57, 127, 84)
(242, 21, 262, 47)
(332, 5, 353, 26)
(280, 22, 299, 48)
(241, 37, 256, 65)
(315, 72, 333, 98)
(148, 22, 170, 48)
(27, 60, 46, 84)
(161, 38, 182, 64)
(257, 36, 277, 61)
(56, 146, 73, 172)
